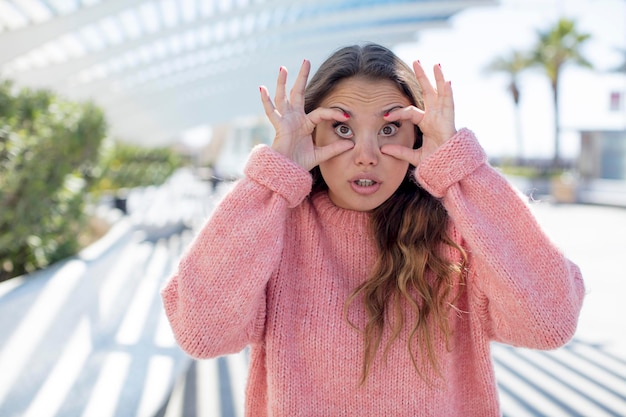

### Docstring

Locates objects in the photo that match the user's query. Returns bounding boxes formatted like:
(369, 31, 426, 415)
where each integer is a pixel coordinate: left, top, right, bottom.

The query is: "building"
(573, 69, 626, 205)
(0, 0, 496, 148)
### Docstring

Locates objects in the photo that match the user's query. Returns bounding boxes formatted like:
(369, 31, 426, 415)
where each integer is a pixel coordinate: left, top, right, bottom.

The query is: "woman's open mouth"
(350, 178, 381, 195)
(355, 179, 376, 187)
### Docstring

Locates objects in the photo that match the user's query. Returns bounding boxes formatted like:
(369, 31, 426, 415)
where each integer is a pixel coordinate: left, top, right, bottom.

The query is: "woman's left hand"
(380, 61, 456, 165)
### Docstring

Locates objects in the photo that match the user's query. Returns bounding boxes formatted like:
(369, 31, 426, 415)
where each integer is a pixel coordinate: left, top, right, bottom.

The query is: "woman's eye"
(333, 123, 353, 139)
(380, 123, 399, 136)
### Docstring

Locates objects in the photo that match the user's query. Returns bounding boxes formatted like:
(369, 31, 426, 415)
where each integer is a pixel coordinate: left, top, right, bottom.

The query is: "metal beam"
(0, 0, 498, 145)
(0, 0, 145, 64)
(98, 24, 432, 115)
(6, 0, 486, 85)
(101, 30, 426, 144)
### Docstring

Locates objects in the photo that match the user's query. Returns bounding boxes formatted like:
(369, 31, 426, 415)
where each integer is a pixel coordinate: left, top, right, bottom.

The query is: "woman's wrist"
(245, 145, 312, 207)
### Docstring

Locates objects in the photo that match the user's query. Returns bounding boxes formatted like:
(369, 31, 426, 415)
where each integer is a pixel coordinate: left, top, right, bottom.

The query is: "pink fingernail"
(383, 112, 390, 117)
(344, 112, 350, 118)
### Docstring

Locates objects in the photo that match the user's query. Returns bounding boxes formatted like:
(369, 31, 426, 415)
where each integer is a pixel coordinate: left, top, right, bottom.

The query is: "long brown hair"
(306, 44, 466, 383)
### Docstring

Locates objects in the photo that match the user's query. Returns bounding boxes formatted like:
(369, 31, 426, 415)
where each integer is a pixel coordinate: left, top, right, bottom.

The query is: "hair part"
(305, 43, 466, 384)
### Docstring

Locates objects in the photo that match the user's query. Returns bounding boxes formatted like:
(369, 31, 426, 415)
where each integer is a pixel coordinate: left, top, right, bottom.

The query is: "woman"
(162, 43, 584, 416)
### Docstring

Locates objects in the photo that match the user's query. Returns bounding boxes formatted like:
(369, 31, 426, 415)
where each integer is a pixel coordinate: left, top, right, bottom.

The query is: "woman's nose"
(353, 137, 379, 166)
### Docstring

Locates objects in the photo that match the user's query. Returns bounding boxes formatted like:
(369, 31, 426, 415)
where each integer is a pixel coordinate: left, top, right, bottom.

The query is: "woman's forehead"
(320, 77, 410, 112)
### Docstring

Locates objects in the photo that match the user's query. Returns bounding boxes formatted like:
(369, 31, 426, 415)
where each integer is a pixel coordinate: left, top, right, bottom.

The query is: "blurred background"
(0, 0, 625, 416)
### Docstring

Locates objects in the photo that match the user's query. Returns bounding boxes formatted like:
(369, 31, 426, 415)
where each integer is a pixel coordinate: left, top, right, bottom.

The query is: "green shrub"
(90, 139, 181, 195)
(0, 80, 106, 281)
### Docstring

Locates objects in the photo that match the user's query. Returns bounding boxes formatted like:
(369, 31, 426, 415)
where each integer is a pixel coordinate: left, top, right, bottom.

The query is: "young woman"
(162, 43, 585, 416)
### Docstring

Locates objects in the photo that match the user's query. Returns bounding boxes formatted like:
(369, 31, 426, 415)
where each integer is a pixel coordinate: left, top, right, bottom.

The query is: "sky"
(393, 0, 626, 159)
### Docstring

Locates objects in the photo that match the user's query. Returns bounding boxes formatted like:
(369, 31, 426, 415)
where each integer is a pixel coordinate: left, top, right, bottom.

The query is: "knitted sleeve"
(416, 128, 585, 349)
(161, 145, 312, 358)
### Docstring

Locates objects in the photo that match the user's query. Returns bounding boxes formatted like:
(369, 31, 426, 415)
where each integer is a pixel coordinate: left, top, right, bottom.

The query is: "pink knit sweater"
(162, 128, 585, 416)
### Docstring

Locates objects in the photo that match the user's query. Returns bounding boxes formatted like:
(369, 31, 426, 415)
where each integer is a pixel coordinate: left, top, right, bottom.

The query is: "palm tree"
(528, 18, 593, 168)
(486, 50, 531, 164)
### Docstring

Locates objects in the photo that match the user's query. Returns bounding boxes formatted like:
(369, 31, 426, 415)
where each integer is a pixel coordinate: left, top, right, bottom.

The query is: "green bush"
(90, 139, 181, 195)
(0, 80, 106, 281)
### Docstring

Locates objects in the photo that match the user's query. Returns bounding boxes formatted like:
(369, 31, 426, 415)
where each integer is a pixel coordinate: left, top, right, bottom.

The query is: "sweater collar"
(310, 192, 371, 232)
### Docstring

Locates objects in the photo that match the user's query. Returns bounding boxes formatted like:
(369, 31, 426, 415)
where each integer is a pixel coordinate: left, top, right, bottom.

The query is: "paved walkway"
(0, 174, 624, 417)
(0, 169, 218, 417)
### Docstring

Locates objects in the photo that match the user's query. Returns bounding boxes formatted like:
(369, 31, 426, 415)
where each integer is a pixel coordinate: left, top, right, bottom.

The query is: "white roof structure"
(0, 0, 496, 146)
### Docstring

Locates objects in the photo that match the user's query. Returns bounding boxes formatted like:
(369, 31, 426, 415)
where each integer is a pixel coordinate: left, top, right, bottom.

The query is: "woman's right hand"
(259, 59, 354, 171)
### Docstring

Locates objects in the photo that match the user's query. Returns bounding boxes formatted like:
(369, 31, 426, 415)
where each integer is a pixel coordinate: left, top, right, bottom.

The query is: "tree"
(528, 18, 592, 168)
(486, 50, 531, 163)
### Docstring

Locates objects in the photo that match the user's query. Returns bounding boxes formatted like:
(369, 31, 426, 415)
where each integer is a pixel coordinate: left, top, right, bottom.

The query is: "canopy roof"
(0, 0, 495, 145)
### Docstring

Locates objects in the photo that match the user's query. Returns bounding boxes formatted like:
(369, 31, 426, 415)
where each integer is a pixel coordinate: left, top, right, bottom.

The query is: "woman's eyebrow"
(330, 106, 351, 117)
(380, 105, 403, 116)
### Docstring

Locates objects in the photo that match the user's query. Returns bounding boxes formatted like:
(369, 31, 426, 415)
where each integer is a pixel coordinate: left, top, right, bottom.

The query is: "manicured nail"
(383, 112, 390, 117)
(343, 112, 350, 118)
(437, 63, 441, 68)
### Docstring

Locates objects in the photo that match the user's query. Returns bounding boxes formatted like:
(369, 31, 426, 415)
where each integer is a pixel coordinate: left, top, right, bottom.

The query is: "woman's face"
(314, 76, 415, 211)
